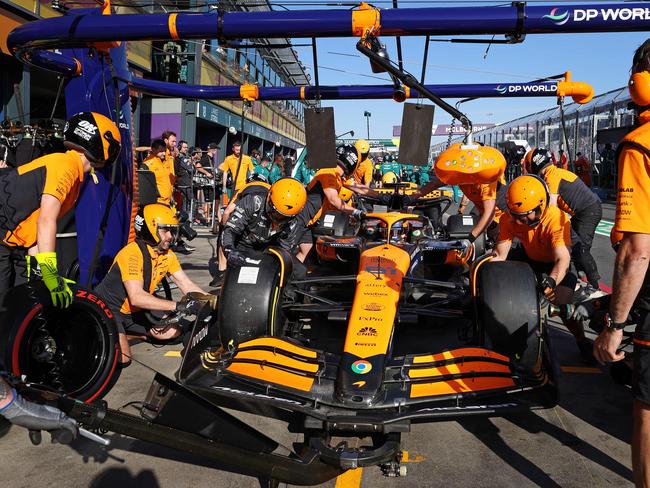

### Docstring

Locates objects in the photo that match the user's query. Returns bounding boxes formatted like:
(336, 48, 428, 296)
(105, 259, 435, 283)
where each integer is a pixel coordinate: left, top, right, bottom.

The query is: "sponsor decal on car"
(363, 302, 385, 312)
(357, 326, 378, 337)
(351, 359, 373, 375)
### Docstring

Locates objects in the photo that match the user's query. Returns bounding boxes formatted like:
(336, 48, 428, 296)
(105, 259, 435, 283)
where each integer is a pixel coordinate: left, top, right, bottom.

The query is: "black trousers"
(0, 245, 28, 298)
(177, 186, 193, 214)
(571, 203, 602, 288)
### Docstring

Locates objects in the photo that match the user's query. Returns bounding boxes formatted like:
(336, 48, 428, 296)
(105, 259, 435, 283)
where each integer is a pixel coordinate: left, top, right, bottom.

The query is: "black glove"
(540, 274, 557, 301)
(175, 298, 203, 315)
(226, 249, 248, 267)
(351, 209, 366, 220)
(0, 389, 78, 444)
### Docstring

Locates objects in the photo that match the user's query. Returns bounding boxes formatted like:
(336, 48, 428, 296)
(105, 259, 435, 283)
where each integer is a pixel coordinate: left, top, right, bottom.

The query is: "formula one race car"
(175, 189, 557, 474)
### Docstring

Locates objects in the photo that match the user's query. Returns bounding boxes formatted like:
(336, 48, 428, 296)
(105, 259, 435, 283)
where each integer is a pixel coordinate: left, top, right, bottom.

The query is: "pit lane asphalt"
(1, 202, 632, 488)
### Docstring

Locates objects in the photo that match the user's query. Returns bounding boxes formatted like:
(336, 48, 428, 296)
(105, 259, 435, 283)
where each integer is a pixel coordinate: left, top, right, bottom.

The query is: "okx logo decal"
(543, 8, 570, 25)
(495, 85, 508, 95)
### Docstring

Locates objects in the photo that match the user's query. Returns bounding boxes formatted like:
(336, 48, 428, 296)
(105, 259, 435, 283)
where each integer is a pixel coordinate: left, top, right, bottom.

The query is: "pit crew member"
(288, 145, 363, 262)
(221, 177, 307, 268)
(220, 141, 254, 195)
(95, 204, 209, 362)
(353, 139, 373, 186)
(492, 175, 591, 359)
(525, 147, 603, 289)
(143, 139, 175, 206)
(0, 112, 121, 305)
(594, 39, 650, 487)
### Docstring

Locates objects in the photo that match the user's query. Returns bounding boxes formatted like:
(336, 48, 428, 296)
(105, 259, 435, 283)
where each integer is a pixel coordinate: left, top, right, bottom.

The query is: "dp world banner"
(393, 123, 496, 137)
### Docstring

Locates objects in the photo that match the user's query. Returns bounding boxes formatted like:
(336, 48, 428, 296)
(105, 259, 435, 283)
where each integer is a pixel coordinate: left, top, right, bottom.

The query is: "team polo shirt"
(354, 159, 373, 185)
(0, 150, 84, 248)
(498, 206, 571, 263)
(615, 144, 650, 234)
(220, 154, 254, 192)
(95, 241, 181, 316)
(144, 155, 175, 206)
(304, 168, 344, 226)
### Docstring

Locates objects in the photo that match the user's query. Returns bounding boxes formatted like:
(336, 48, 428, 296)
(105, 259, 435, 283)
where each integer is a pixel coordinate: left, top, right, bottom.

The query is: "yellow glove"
(35, 252, 74, 309)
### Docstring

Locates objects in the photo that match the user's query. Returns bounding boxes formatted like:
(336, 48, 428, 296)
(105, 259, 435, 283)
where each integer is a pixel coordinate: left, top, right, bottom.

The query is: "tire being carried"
(0, 282, 121, 402)
(474, 260, 541, 377)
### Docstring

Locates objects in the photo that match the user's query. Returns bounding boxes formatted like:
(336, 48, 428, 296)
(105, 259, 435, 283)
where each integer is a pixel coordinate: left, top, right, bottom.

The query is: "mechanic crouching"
(221, 177, 307, 268)
(492, 175, 593, 362)
(95, 204, 209, 363)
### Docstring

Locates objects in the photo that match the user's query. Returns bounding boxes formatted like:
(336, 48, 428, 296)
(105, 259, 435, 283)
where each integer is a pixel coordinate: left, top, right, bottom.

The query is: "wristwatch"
(604, 312, 626, 330)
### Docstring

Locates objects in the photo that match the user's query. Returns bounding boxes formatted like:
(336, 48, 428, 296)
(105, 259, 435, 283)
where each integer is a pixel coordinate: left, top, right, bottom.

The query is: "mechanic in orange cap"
(525, 147, 602, 290)
(492, 175, 592, 361)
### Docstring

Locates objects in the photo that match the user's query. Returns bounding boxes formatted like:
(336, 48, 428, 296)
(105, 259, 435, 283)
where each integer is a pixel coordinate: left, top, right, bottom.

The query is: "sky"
(289, 1, 650, 143)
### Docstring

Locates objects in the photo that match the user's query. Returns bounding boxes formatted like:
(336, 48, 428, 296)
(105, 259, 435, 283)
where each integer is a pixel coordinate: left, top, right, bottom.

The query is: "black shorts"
(114, 310, 159, 335)
(633, 310, 650, 405)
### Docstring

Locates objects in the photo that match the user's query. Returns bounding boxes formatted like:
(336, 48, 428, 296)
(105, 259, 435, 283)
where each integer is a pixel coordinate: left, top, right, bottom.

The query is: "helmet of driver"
(63, 112, 121, 167)
(134, 204, 179, 246)
(267, 177, 307, 223)
(354, 139, 370, 159)
(382, 172, 399, 184)
(505, 175, 549, 227)
(524, 148, 553, 175)
(336, 144, 360, 177)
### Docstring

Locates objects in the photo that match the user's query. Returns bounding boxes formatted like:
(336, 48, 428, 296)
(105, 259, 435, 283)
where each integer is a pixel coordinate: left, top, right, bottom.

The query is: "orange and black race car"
(0, 187, 558, 485)
(176, 186, 557, 474)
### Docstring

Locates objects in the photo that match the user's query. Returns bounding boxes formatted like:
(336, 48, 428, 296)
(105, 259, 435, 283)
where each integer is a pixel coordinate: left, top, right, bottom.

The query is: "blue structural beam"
(129, 78, 591, 103)
(8, 3, 650, 54)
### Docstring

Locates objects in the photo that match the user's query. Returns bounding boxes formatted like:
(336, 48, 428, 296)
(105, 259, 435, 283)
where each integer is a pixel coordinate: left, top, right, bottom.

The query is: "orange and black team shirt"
(95, 241, 181, 316)
(498, 206, 571, 263)
(542, 165, 600, 216)
(144, 154, 175, 206)
(303, 167, 344, 226)
(0, 150, 84, 249)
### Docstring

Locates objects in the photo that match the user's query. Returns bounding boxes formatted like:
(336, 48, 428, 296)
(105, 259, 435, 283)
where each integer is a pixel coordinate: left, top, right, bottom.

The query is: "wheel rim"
(14, 304, 111, 397)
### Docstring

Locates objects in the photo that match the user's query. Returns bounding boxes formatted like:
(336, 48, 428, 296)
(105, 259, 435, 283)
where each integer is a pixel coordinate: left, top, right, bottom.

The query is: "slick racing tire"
(475, 261, 541, 374)
(218, 248, 292, 347)
(0, 282, 121, 402)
